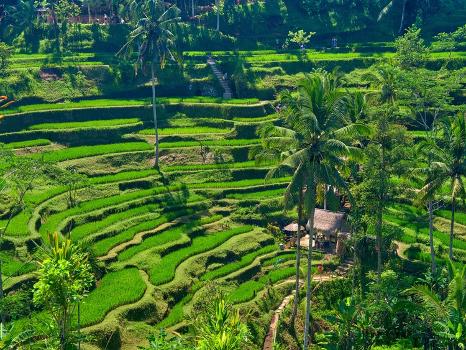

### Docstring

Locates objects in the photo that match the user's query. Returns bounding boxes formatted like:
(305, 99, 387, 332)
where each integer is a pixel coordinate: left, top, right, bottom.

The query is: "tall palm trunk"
(376, 201, 383, 285)
(151, 62, 160, 167)
(376, 145, 387, 286)
(398, 0, 408, 35)
(323, 184, 327, 210)
(290, 183, 303, 327)
(449, 196, 456, 260)
(428, 200, 436, 274)
(50, 2, 61, 53)
(0, 261, 3, 340)
(87, 2, 92, 23)
(0, 201, 21, 339)
(216, 0, 220, 31)
(304, 182, 316, 350)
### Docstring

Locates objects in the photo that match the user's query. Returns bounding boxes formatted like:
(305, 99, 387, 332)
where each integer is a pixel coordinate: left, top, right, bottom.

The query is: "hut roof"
(307, 209, 347, 237)
(283, 223, 305, 232)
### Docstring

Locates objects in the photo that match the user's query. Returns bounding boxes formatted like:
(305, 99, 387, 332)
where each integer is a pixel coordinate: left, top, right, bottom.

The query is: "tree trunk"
(323, 184, 327, 210)
(0, 261, 4, 340)
(78, 302, 81, 350)
(376, 144, 387, 287)
(87, 2, 92, 23)
(191, 0, 195, 17)
(303, 183, 316, 350)
(290, 184, 303, 327)
(428, 200, 436, 274)
(398, 0, 408, 35)
(376, 201, 383, 286)
(0, 198, 24, 338)
(50, 3, 61, 53)
(449, 197, 455, 260)
(216, 0, 220, 31)
(151, 63, 159, 167)
(60, 311, 66, 350)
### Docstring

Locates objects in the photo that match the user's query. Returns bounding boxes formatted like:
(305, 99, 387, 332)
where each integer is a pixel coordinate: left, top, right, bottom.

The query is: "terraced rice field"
(0, 100, 312, 348)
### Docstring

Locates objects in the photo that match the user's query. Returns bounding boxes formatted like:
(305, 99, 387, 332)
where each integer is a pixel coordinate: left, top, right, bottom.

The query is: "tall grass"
(71, 194, 203, 240)
(437, 209, 466, 226)
(191, 177, 290, 189)
(158, 139, 260, 149)
(39, 185, 178, 236)
(3, 97, 260, 115)
(140, 126, 231, 135)
(162, 160, 264, 172)
(28, 118, 141, 130)
(200, 244, 277, 281)
(91, 206, 208, 256)
(77, 268, 146, 327)
(149, 226, 253, 285)
(385, 206, 466, 251)
(4, 139, 51, 149)
(228, 266, 296, 304)
(117, 214, 223, 261)
(32, 142, 152, 162)
(225, 188, 285, 200)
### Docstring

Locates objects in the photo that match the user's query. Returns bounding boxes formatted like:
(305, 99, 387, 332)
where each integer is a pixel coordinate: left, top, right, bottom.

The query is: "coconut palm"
(406, 259, 466, 348)
(420, 114, 466, 260)
(362, 64, 398, 105)
(377, 0, 433, 35)
(258, 70, 368, 349)
(118, 0, 180, 168)
(415, 127, 443, 276)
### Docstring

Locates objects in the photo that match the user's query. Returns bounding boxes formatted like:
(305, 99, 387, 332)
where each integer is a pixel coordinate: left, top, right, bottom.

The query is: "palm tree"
(377, 0, 433, 35)
(415, 127, 443, 276)
(363, 64, 398, 105)
(118, 0, 180, 168)
(377, 0, 408, 35)
(406, 259, 466, 348)
(215, 0, 220, 30)
(258, 71, 368, 349)
(421, 114, 466, 260)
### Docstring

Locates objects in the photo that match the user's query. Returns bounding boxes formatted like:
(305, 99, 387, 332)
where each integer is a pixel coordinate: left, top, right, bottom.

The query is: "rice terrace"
(0, 0, 465, 349)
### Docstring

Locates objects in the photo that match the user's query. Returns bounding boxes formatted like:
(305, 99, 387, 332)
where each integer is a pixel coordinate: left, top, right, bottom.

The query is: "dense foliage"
(0, 1, 465, 350)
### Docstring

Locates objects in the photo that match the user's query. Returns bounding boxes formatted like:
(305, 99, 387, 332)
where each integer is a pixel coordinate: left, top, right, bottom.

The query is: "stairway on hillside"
(207, 58, 233, 99)
(335, 258, 354, 276)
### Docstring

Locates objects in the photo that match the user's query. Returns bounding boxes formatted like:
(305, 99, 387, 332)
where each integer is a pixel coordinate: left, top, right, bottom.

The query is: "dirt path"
(394, 240, 410, 259)
(262, 273, 336, 350)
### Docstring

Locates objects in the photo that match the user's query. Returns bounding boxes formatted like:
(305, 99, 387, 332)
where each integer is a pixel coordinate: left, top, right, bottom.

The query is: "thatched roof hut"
(283, 223, 305, 233)
(306, 209, 349, 240)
